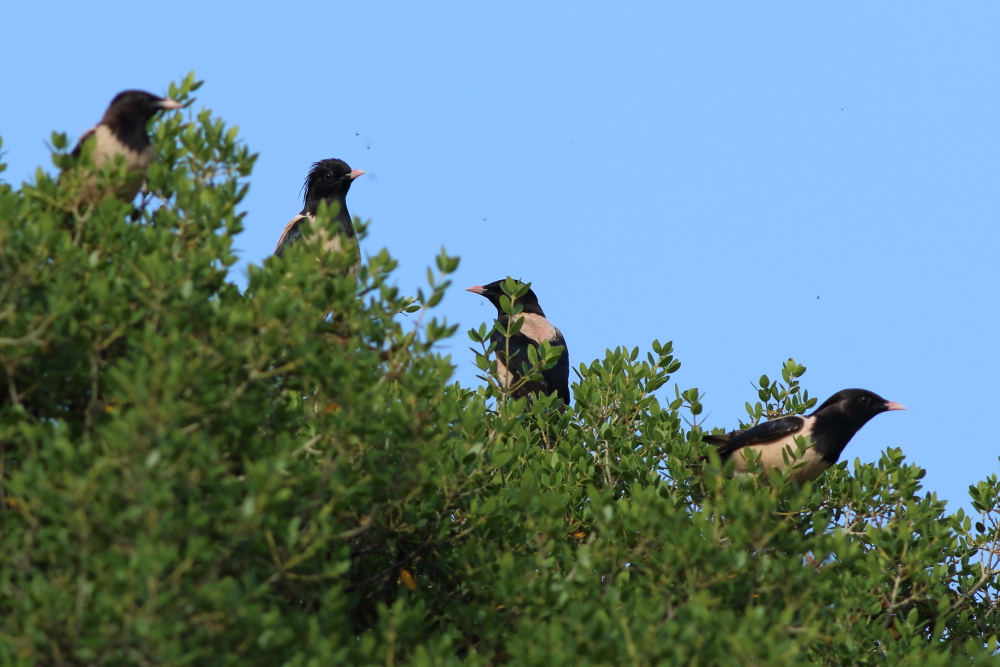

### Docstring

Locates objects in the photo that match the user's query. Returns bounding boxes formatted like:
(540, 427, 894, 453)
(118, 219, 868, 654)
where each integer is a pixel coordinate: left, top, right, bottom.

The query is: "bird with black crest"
(702, 388, 906, 483)
(467, 279, 570, 406)
(273, 158, 365, 274)
(62, 90, 182, 206)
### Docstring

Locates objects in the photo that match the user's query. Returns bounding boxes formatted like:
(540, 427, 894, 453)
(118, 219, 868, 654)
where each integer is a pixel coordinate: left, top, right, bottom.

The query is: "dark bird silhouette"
(702, 388, 905, 483)
(65, 90, 181, 204)
(273, 159, 365, 272)
(467, 280, 570, 405)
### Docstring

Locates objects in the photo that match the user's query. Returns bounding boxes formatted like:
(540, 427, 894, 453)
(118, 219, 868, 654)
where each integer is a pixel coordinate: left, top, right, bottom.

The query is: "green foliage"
(740, 358, 818, 428)
(1, 77, 998, 665)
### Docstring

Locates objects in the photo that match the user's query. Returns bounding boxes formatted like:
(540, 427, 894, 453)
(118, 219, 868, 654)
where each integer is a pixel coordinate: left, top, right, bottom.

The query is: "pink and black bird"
(702, 388, 906, 483)
(467, 280, 570, 405)
(65, 90, 182, 204)
(274, 158, 365, 273)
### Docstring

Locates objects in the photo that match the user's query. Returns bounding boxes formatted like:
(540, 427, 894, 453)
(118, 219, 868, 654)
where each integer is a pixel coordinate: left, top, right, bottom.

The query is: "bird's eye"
(859, 396, 868, 403)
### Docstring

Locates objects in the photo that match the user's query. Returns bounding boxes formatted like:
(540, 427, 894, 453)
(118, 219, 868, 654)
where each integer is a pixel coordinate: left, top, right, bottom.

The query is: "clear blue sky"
(2, 3, 997, 512)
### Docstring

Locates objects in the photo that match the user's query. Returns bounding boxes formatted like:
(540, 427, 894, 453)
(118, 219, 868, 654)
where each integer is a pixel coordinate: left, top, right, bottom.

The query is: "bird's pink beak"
(159, 99, 182, 111)
(349, 169, 366, 180)
(466, 285, 485, 295)
(885, 401, 907, 411)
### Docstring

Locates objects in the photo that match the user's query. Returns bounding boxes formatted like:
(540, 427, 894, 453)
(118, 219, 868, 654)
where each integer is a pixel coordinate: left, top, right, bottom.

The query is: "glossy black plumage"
(66, 90, 181, 203)
(702, 388, 906, 482)
(274, 159, 365, 270)
(467, 280, 570, 405)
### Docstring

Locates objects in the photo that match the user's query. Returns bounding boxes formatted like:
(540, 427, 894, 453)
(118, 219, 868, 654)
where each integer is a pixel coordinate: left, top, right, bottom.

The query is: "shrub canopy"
(1, 76, 998, 665)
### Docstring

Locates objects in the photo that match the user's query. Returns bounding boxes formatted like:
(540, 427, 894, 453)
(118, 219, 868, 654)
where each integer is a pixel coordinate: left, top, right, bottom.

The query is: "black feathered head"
(102, 90, 181, 126)
(466, 279, 545, 316)
(302, 158, 365, 213)
(813, 388, 906, 427)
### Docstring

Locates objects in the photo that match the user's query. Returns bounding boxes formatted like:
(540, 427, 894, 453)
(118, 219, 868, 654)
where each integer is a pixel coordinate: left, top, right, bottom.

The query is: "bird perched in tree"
(467, 280, 570, 405)
(702, 388, 906, 483)
(64, 90, 182, 204)
(273, 159, 365, 272)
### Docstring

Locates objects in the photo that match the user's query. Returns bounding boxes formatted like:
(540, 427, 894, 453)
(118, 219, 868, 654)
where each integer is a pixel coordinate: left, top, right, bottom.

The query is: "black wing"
(543, 328, 570, 404)
(274, 214, 306, 257)
(490, 328, 568, 402)
(703, 416, 806, 459)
